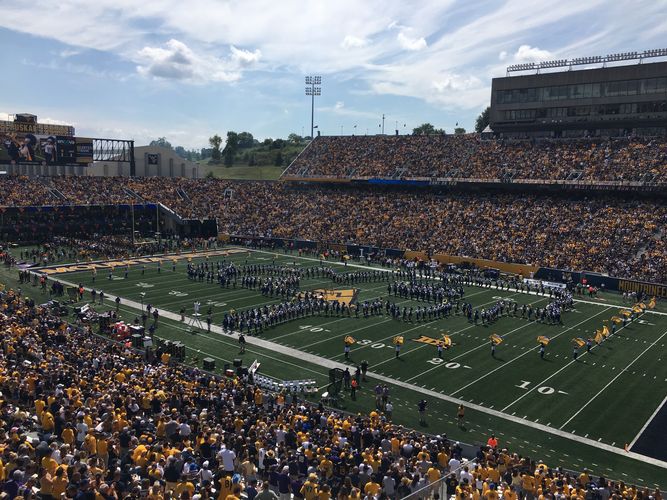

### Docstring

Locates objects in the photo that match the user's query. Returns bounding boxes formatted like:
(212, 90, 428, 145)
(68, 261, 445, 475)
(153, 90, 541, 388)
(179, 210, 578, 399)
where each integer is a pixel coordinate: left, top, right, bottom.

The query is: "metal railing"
(402, 459, 477, 500)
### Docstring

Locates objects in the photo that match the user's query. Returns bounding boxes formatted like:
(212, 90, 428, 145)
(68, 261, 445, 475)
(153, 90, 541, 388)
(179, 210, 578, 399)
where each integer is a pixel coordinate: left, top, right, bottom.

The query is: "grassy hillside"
(199, 141, 306, 180)
(199, 165, 284, 180)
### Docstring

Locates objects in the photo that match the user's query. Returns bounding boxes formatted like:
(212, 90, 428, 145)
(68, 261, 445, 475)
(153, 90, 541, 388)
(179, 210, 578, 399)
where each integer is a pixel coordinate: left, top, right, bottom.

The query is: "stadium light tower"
(305, 76, 322, 139)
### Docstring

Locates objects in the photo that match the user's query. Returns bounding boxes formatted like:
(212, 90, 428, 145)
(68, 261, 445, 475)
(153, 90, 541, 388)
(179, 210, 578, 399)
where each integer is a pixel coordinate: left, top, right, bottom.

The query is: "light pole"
(305, 76, 322, 140)
(382, 114, 385, 135)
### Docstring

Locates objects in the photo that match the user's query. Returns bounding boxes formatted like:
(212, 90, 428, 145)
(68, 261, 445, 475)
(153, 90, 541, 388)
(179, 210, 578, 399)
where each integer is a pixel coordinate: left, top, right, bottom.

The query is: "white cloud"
(40, 117, 73, 126)
(59, 49, 80, 58)
(0, 0, 665, 138)
(513, 44, 552, 62)
(230, 45, 262, 66)
(397, 32, 427, 51)
(341, 35, 369, 49)
(317, 103, 377, 119)
(136, 39, 260, 83)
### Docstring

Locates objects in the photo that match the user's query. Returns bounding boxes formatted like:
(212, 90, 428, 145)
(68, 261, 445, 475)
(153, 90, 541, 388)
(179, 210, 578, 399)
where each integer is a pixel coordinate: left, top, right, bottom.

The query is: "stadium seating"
(0, 290, 659, 499)
(282, 135, 667, 183)
(0, 176, 665, 283)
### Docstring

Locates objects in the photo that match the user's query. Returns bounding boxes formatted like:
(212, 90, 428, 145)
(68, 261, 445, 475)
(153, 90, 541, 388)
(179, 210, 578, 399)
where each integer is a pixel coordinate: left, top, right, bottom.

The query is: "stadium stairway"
(122, 186, 145, 203)
(37, 177, 67, 203)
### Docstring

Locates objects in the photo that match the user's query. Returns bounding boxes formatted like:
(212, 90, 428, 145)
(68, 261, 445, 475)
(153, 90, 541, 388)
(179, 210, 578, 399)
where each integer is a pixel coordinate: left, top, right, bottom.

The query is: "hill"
(199, 140, 306, 179)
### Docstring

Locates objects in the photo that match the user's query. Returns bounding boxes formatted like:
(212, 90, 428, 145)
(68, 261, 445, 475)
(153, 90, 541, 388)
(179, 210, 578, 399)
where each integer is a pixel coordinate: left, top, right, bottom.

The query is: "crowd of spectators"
(0, 289, 662, 499)
(0, 177, 58, 207)
(282, 135, 667, 182)
(14, 237, 206, 267)
(1, 176, 665, 283)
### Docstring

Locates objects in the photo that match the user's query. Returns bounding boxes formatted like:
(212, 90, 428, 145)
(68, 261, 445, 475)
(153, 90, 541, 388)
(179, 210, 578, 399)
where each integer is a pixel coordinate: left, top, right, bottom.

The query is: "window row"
(497, 77, 667, 104)
(503, 100, 667, 120)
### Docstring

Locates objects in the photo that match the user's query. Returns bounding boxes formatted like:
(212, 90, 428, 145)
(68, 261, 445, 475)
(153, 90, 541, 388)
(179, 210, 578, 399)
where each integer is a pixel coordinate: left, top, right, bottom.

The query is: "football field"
(38, 246, 667, 489)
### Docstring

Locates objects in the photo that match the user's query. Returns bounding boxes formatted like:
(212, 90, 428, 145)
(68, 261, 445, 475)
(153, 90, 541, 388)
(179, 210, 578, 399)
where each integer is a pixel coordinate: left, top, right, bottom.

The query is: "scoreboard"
(0, 115, 93, 166)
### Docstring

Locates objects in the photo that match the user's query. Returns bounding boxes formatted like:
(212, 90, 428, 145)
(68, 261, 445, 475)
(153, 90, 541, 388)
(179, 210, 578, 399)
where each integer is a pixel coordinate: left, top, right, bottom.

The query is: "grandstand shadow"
(630, 403, 667, 462)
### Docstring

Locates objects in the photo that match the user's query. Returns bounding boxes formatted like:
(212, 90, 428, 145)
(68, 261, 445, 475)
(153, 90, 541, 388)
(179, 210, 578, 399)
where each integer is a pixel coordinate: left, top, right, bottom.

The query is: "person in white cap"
(199, 461, 213, 487)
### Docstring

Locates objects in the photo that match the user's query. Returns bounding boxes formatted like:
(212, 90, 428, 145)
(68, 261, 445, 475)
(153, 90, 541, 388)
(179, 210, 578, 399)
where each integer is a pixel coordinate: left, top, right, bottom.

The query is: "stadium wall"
(87, 146, 200, 178)
(282, 176, 667, 196)
(432, 253, 539, 277)
(535, 267, 667, 298)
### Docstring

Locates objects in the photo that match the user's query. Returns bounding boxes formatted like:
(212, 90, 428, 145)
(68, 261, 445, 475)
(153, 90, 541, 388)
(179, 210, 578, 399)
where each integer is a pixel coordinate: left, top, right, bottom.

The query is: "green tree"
(271, 139, 285, 149)
(274, 151, 284, 166)
(149, 137, 172, 149)
(208, 135, 223, 162)
(223, 131, 239, 167)
(454, 127, 466, 135)
(237, 132, 254, 149)
(288, 133, 303, 144)
(412, 123, 445, 135)
(475, 106, 491, 133)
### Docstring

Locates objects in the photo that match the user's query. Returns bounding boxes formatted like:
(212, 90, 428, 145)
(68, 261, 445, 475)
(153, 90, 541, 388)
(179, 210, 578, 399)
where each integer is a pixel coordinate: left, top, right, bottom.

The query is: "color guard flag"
(620, 309, 632, 318)
(441, 335, 452, 348)
(602, 325, 610, 337)
(594, 330, 604, 344)
(489, 334, 503, 345)
(393, 336, 404, 345)
(648, 297, 656, 309)
(572, 338, 586, 348)
(344, 336, 356, 345)
(611, 316, 623, 324)
(632, 305, 644, 314)
(537, 336, 550, 346)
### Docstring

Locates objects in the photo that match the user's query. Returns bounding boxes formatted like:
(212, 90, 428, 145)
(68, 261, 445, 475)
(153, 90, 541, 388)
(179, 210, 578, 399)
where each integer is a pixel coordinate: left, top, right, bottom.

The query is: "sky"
(1, 0, 666, 149)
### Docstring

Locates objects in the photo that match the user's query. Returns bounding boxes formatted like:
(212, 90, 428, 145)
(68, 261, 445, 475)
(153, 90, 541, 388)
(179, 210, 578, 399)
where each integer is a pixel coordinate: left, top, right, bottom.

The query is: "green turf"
(3, 246, 667, 489)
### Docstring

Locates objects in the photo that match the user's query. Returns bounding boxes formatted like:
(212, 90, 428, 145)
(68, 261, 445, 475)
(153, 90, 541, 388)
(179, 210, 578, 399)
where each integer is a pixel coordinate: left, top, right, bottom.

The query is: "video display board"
(0, 116, 92, 166)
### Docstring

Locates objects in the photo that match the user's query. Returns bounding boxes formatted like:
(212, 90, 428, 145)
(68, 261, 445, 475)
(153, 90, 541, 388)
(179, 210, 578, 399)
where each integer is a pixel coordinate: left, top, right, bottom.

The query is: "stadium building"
(490, 52, 667, 138)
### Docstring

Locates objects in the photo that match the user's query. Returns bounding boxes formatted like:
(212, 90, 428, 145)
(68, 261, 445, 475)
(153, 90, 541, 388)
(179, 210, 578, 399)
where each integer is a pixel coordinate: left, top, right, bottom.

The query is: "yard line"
(501, 308, 632, 412)
(154, 276, 341, 308)
(371, 291, 530, 365)
(301, 318, 394, 348)
(269, 316, 351, 340)
(402, 302, 547, 382)
(268, 282, 406, 341)
(338, 293, 520, 362)
(560, 328, 667, 431)
(451, 307, 611, 397)
(371, 320, 481, 369)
